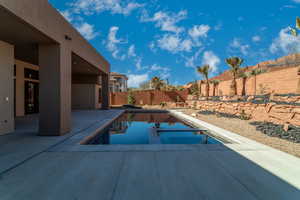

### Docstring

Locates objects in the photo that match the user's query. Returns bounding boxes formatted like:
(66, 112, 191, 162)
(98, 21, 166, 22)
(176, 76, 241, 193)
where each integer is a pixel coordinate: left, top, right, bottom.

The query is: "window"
(24, 68, 39, 80)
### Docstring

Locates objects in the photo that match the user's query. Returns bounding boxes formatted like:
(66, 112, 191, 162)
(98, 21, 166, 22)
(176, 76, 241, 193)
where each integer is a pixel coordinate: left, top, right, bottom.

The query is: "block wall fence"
(199, 66, 299, 96)
(110, 90, 189, 106)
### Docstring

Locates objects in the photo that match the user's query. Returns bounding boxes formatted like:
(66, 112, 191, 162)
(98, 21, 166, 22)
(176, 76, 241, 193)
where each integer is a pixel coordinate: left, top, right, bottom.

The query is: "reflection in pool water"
(86, 113, 222, 145)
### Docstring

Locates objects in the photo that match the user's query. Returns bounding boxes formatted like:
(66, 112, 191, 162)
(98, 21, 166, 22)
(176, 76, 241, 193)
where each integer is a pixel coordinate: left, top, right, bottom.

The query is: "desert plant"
(240, 110, 251, 120)
(127, 92, 136, 105)
(226, 57, 244, 96)
(160, 102, 167, 108)
(210, 79, 221, 96)
(197, 65, 211, 98)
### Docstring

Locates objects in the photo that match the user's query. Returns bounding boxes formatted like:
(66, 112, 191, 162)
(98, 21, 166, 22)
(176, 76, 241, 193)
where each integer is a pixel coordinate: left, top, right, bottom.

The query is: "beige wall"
(0, 40, 14, 135)
(15, 60, 39, 117)
(14, 59, 102, 116)
(198, 66, 299, 96)
(72, 84, 101, 109)
(0, 1, 110, 135)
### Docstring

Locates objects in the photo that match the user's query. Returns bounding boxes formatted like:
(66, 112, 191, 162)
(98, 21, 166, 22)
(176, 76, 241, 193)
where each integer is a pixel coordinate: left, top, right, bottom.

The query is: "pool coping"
(48, 109, 274, 152)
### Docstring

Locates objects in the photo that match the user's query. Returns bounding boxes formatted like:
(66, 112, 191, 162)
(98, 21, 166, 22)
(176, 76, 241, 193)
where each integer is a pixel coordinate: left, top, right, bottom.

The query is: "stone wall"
(186, 95, 300, 127)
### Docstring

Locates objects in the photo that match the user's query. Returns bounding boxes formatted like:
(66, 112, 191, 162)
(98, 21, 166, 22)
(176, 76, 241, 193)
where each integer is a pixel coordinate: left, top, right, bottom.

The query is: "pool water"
(86, 113, 222, 145)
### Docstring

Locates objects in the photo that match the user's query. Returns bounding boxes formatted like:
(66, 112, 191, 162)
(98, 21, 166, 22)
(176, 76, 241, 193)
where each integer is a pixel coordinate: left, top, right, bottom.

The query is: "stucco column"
(39, 43, 71, 136)
(101, 73, 110, 109)
(0, 41, 14, 135)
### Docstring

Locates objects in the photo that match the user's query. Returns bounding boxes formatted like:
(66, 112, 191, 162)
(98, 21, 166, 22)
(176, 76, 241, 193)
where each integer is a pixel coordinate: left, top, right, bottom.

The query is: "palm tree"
(150, 76, 165, 90)
(290, 17, 300, 36)
(239, 72, 251, 96)
(210, 80, 221, 96)
(290, 17, 300, 93)
(198, 80, 204, 96)
(226, 57, 244, 96)
(197, 65, 211, 98)
(250, 68, 266, 95)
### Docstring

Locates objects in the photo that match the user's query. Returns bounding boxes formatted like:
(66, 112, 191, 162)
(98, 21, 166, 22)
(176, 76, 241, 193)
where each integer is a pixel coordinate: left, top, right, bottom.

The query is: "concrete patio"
(1, 110, 300, 200)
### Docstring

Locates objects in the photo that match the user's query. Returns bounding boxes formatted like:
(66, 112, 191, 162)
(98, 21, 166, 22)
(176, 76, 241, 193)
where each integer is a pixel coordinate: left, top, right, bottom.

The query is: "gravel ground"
(183, 109, 300, 158)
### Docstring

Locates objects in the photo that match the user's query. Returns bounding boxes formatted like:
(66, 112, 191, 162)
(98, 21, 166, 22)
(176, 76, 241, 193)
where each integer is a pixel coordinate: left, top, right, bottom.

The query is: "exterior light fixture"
(65, 35, 72, 41)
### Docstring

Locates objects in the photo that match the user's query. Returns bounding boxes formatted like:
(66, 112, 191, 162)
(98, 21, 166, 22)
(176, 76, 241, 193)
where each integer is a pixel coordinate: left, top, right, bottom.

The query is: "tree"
(197, 65, 211, 98)
(289, 17, 300, 94)
(127, 92, 136, 105)
(289, 17, 300, 36)
(226, 57, 244, 96)
(150, 76, 165, 90)
(249, 68, 267, 95)
(198, 80, 205, 96)
(210, 80, 221, 96)
(239, 72, 251, 96)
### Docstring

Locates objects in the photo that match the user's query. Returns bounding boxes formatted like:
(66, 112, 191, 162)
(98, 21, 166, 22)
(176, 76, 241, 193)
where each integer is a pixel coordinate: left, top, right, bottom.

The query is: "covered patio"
(0, 0, 110, 137)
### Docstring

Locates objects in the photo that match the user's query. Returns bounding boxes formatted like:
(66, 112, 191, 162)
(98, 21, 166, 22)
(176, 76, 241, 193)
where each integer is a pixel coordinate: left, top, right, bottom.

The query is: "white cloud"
(280, 5, 296, 10)
(71, 0, 144, 16)
(184, 49, 203, 68)
(106, 26, 127, 60)
(76, 22, 98, 40)
(188, 25, 210, 40)
(157, 34, 194, 53)
(270, 27, 300, 54)
(252, 35, 261, 42)
(141, 10, 187, 33)
(292, 0, 300, 3)
(238, 16, 244, 21)
(229, 38, 250, 55)
(201, 51, 220, 73)
(150, 64, 171, 79)
(149, 42, 157, 53)
(128, 45, 136, 57)
(214, 22, 222, 31)
(135, 57, 143, 70)
(60, 10, 73, 22)
(128, 74, 149, 87)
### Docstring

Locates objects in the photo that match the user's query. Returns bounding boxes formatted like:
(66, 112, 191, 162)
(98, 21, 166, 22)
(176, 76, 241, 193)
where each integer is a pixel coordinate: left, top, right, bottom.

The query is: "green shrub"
(127, 92, 136, 105)
(160, 102, 167, 108)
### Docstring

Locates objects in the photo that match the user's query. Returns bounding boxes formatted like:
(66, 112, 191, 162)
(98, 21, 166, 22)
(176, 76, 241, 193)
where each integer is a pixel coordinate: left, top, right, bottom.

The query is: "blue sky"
(49, 0, 300, 87)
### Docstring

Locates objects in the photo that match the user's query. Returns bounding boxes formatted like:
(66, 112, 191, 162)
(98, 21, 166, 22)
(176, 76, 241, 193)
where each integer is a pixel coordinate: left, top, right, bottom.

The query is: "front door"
(25, 81, 39, 114)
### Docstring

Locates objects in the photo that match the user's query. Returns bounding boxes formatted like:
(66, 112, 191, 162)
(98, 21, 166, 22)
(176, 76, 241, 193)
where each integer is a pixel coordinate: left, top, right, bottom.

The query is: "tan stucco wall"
(0, 0, 110, 74)
(14, 59, 102, 116)
(15, 59, 39, 117)
(198, 66, 300, 96)
(72, 84, 101, 110)
(0, 40, 14, 135)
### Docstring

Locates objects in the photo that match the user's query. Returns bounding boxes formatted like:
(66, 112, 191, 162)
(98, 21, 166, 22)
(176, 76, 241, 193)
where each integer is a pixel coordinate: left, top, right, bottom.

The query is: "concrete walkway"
(1, 110, 300, 200)
(0, 110, 124, 174)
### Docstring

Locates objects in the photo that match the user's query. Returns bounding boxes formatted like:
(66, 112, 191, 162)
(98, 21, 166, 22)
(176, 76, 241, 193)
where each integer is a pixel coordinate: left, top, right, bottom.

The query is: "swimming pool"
(84, 112, 223, 145)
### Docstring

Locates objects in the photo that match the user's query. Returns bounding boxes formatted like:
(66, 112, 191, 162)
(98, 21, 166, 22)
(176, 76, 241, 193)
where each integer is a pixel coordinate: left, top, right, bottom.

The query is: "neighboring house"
(110, 72, 128, 93)
(0, 0, 110, 136)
